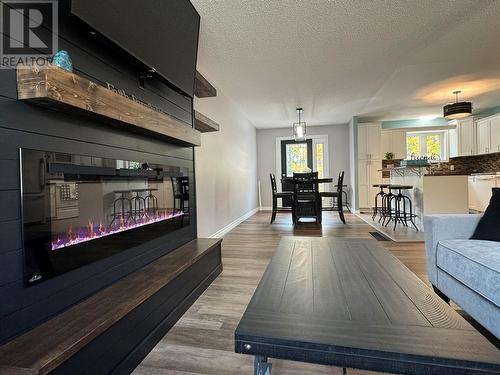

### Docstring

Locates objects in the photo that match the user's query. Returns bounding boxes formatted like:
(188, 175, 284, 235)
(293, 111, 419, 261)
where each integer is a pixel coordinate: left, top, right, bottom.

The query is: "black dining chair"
(270, 173, 293, 223)
(292, 172, 321, 225)
(320, 171, 346, 224)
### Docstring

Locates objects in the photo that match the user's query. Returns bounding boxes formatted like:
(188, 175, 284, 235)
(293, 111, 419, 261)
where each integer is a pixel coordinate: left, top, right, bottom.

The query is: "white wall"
(256, 124, 351, 208)
(194, 91, 258, 237)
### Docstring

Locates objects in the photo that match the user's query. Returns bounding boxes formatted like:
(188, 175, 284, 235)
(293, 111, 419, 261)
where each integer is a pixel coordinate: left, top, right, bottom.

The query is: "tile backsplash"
(381, 153, 500, 176)
(439, 152, 500, 175)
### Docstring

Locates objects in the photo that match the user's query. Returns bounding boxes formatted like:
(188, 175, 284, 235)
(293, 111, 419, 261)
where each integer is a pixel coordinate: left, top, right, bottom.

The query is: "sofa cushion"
(471, 188, 500, 242)
(436, 239, 500, 307)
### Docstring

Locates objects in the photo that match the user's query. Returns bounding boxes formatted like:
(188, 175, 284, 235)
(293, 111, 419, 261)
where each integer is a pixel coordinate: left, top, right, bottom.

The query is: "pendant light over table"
(293, 107, 306, 140)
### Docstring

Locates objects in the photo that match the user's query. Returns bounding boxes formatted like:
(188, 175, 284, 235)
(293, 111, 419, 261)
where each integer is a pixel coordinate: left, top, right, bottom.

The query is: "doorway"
(275, 135, 330, 206)
(280, 139, 313, 178)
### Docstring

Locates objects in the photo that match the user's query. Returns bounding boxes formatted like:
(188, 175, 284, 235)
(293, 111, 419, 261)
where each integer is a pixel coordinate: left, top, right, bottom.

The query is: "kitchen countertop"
(424, 173, 470, 176)
(425, 171, 500, 177)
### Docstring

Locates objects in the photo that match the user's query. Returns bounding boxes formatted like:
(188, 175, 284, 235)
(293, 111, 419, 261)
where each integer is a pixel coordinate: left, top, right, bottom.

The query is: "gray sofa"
(424, 214, 500, 339)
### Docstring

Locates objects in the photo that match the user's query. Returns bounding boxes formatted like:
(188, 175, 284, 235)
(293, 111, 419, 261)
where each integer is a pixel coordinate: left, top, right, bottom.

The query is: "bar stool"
(111, 190, 133, 226)
(372, 184, 390, 220)
(130, 189, 147, 220)
(144, 188, 159, 216)
(380, 185, 398, 226)
(386, 185, 419, 231)
(394, 185, 419, 231)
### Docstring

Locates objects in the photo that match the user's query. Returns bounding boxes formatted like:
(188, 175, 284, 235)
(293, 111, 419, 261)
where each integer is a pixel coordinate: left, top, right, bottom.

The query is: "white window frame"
(406, 130, 448, 161)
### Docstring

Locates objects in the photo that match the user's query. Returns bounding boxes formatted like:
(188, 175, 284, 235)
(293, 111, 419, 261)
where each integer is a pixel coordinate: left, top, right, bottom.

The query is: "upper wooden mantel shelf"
(16, 63, 201, 147)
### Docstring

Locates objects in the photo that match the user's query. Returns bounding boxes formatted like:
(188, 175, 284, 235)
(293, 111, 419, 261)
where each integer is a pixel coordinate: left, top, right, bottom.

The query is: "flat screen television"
(71, 0, 200, 97)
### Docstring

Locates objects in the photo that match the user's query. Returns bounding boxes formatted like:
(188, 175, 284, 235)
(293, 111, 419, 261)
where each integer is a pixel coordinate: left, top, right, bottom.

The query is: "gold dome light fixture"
(443, 90, 473, 119)
(293, 107, 306, 140)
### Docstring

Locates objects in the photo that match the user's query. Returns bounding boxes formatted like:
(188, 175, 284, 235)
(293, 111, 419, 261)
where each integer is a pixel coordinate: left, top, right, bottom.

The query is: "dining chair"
(292, 172, 321, 225)
(320, 171, 346, 224)
(270, 173, 293, 224)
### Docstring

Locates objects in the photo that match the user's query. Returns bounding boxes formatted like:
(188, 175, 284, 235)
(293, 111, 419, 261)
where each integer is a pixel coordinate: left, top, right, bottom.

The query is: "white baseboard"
(209, 207, 259, 238)
(259, 206, 272, 211)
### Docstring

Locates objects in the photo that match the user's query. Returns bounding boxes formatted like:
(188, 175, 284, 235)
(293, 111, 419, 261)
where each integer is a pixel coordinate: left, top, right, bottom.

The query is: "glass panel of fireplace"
(111, 187, 161, 225)
(110, 178, 188, 227)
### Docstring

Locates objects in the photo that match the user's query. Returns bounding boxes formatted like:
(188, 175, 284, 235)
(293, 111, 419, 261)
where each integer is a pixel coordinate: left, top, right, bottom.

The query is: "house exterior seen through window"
(406, 131, 447, 160)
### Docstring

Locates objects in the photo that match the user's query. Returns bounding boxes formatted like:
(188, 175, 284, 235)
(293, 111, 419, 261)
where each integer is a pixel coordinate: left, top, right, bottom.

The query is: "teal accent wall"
(381, 118, 449, 129)
(381, 105, 500, 130)
(475, 105, 500, 117)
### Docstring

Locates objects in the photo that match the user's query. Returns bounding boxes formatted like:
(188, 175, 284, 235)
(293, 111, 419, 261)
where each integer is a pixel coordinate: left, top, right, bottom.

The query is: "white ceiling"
(192, 0, 500, 128)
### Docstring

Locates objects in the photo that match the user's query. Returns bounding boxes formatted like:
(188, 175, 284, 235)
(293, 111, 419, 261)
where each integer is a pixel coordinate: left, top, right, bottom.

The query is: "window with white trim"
(406, 131, 447, 161)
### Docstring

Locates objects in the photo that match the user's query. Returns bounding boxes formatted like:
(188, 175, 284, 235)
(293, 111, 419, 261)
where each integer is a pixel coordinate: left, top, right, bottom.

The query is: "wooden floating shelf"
(16, 63, 201, 147)
(194, 71, 217, 98)
(194, 110, 220, 133)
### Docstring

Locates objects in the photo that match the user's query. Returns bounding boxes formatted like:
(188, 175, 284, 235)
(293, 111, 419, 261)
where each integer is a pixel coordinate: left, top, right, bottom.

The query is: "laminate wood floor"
(133, 212, 445, 375)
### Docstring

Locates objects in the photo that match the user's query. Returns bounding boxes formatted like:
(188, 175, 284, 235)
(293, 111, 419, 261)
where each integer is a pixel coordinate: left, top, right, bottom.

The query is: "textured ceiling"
(192, 0, 500, 128)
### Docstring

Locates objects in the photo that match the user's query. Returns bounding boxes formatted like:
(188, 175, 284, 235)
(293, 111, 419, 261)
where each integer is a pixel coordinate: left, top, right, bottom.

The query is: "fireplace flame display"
(51, 209, 183, 250)
(22, 148, 191, 285)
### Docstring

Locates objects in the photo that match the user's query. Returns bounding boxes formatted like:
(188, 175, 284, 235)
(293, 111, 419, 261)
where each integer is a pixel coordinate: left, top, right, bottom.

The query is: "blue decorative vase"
(52, 50, 73, 72)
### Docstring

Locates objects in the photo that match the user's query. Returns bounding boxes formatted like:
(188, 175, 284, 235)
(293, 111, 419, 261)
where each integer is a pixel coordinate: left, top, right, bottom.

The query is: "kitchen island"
(382, 166, 469, 230)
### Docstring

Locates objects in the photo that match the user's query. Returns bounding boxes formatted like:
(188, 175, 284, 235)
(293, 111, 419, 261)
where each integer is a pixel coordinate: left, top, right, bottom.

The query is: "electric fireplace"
(21, 148, 191, 286)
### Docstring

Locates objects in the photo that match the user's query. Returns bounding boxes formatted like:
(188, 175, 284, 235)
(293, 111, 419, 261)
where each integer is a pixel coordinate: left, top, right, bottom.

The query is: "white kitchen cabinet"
(468, 175, 496, 212)
(369, 161, 382, 199)
(459, 118, 475, 156)
(358, 126, 367, 159)
(380, 129, 406, 160)
(358, 159, 382, 209)
(393, 130, 407, 159)
(449, 127, 459, 158)
(358, 124, 381, 160)
(475, 175, 496, 211)
(357, 123, 382, 210)
(476, 118, 491, 154)
(468, 176, 477, 211)
(358, 159, 367, 186)
(381, 131, 391, 159)
(490, 115, 500, 153)
(358, 161, 368, 208)
(367, 126, 381, 160)
(449, 118, 475, 157)
(358, 185, 368, 209)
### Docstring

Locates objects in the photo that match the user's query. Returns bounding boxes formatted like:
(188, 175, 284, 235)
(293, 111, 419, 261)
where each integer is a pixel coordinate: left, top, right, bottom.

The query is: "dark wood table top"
(281, 177, 333, 183)
(235, 237, 500, 374)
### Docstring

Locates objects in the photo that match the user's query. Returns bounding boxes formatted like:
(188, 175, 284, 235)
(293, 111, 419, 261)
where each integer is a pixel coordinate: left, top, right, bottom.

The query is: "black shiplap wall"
(0, 1, 198, 343)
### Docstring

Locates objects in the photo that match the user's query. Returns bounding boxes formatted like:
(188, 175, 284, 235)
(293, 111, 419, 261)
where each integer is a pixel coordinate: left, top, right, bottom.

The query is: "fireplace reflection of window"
(21, 149, 191, 286)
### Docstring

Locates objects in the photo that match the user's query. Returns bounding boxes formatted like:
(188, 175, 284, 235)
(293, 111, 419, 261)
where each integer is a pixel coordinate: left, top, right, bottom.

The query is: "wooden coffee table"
(235, 237, 500, 374)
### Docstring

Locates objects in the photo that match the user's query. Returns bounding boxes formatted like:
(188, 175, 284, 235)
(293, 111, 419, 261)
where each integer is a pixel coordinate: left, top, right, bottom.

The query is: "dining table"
(281, 177, 334, 184)
(280, 176, 334, 209)
(281, 176, 335, 218)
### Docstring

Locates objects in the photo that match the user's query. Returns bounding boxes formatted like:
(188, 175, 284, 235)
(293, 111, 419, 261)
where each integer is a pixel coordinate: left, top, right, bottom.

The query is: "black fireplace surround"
(0, 2, 207, 366)
(21, 149, 191, 286)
